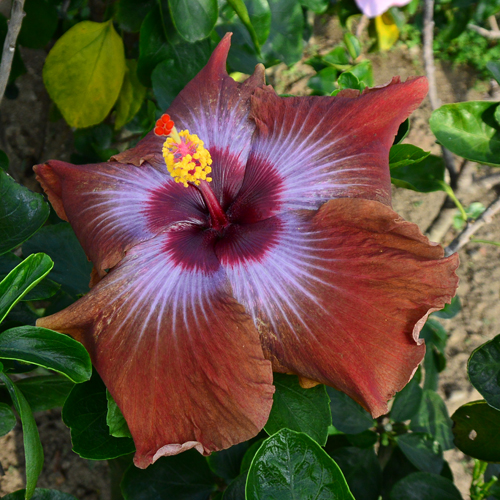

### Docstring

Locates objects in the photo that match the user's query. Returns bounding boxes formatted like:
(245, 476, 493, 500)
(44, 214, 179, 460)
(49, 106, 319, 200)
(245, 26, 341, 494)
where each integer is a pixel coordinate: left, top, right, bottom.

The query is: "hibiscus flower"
(34, 34, 459, 469)
(355, 0, 412, 18)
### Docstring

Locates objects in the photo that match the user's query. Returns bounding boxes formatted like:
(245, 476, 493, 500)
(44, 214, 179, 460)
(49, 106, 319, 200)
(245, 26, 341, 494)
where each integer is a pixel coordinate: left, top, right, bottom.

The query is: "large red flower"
(34, 34, 459, 469)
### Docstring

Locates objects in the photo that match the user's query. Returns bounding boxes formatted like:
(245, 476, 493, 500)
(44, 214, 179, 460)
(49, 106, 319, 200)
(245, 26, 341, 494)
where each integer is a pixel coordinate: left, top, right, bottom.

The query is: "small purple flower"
(35, 34, 458, 468)
(355, 0, 412, 18)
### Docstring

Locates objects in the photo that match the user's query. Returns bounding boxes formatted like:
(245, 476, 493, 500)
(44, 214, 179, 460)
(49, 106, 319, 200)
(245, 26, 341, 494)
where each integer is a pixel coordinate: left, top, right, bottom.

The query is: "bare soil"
(2, 16, 500, 500)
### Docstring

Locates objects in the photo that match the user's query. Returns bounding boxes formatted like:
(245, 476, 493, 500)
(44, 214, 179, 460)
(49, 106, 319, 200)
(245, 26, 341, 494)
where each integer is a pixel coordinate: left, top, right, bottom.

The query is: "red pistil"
(154, 114, 175, 136)
(196, 181, 229, 232)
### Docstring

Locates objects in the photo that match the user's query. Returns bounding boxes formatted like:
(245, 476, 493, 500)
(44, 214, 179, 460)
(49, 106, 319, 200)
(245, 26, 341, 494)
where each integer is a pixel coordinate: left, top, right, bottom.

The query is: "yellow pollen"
(162, 127, 213, 188)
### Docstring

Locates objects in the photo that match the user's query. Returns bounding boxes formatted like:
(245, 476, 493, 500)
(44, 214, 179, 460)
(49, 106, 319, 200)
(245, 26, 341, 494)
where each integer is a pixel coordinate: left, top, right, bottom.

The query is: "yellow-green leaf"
(115, 60, 147, 130)
(374, 12, 399, 51)
(43, 20, 126, 129)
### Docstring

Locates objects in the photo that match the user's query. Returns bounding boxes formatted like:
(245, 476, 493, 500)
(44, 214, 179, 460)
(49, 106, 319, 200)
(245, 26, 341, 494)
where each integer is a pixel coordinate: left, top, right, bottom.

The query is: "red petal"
(242, 76, 428, 214)
(37, 229, 274, 468)
(223, 198, 458, 417)
(34, 160, 206, 276)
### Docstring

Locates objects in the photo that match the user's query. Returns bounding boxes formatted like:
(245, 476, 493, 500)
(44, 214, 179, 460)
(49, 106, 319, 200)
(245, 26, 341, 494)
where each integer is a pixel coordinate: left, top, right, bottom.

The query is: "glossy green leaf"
(245, 0, 271, 46)
(152, 40, 212, 110)
(264, 374, 331, 445)
(430, 101, 500, 167)
(18, 0, 58, 49)
(114, 0, 155, 32)
(43, 20, 126, 128)
(122, 449, 217, 500)
(329, 447, 382, 500)
(299, 0, 329, 13)
(227, 0, 262, 51)
(308, 67, 338, 95)
(487, 61, 500, 86)
(169, 0, 217, 43)
(394, 119, 410, 145)
(327, 386, 374, 434)
(391, 369, 423, 423)
(262, 0, 304, 66)
(389, 145, 430, 169)
(0, 149, 8, 171)
(0, 326, 91, 383)
(338, 72, 363, 91)
(2, 490, 77, 500)
(432, 295, 461, 319)
(390, 472, 462, 500)
(323, 46, 351, 69)
(469, 334, 500, 410)
(246, 429, 355, 500)
(13, 375, 74, 412)
(391, 155, 446, 193)
(395, 433, 443, 474)
(63, 371, 135, 460)
(207, 442, 250, 483)
(349, 60, 374, 87)
(115, 60, 147, 130)
(23, 223, 93, 297)
(411, 390, 454, 451)
(0, 254, 53, 322)
(0, 170, 50, 255)
(0, 372, 43, 500)
(344, 33, 361, 59)
(106, 389, 131, 438)
(452, 400, 500, 462)
(0, 401, 16, 436)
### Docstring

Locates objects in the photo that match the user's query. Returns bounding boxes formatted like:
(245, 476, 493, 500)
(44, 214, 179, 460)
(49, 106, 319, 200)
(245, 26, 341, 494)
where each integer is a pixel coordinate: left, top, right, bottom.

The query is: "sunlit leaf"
(169, 0, 217, 42)
(115, 60, 147, 130)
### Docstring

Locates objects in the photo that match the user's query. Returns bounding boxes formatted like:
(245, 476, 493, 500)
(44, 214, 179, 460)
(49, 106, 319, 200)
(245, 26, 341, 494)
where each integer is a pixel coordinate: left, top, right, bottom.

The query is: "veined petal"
(114, 34, 266, 208)
(236, 77, 428, 218)
(218, 198, 459, 417)
(36, 228, 274, 468)
(34, 160, 206, 277)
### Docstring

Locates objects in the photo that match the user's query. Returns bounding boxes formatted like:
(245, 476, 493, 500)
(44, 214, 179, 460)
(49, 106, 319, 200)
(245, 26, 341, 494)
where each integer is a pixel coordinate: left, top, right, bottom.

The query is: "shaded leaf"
(114, 0, 155, 33)
(308, 67, 338, 95)
(106, 389, 131, 438)
(264, 373, 331, 445)
(43, 21, 126, 128)
(0, 170, 49, 255)
(207, 441, 250, 483)
(390, 155, 446, 193)
(391, 369, 423, 423)
(0, 401, 16, 436)
(390, 472, 462, 500)
(394, 119, 410, 145)
(14, 375, 74, 413)
(18, 0, 58, 49)
(0, 326, 91, 383)
(395, 433, 443, 474)
(0, 149, 8, 171)
(246, 429, 355, 500)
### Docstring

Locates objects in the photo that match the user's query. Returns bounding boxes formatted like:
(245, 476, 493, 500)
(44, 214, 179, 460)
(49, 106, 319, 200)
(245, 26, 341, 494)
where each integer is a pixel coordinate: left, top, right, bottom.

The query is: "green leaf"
(13, 375, 74, 412)
(308, 67, 338, 95)
(264, 373, 331, 445)
(411, 390, 454, 451)
(246, 429, 355, 500)
(299, 0, 329, 13)
(106, 389, 131, 438)
(115, 60, 147, 130)
(391, 155, 446, 193)
(432, 295, 461, 319)
(395, 433, 443, 474)
(389, 145, 430, 169)
(390, 472, 462, 500)
(18, 0, 58, 49)
(168, 0, 217, 43)
(0, 372, 43, 500)
(0, 170, 50, 255)
(0, 254, 53, 323)
(152, 40, 212, 110)
(323, 46, 351, 70)
(391, 369, 423, 423)
(329, 447, 382, 500)
(43, 20, 126, 128)
(23, 223, 93, 297)
(207, 441, 250, 482)
(245, 0, 271, 46)
(2, 490, 77, 500)
(326, 386, 374, 434)
(0, 149, 9, 171)
(262, 0, 304, 66)
(121, 449, 217, 500)
(487, 61, 500, 85)
(452, 401, 500, 462)
(223, 472, 247, 500)
(394, 119, 410, 145)
(430, 101, 500, 167)
(0, 326, 91, 383)
(240, 438, 265, 473)
(344, 33, 361, 59)
(62, 371, 135, 460)
(0, 401, 16, 436)
(469, 334, 500, 410)
(338, 72, 363, 91)
(349, 60, 374, 87)
(114, 0, 155, 33)
(227, 0, 262, 51)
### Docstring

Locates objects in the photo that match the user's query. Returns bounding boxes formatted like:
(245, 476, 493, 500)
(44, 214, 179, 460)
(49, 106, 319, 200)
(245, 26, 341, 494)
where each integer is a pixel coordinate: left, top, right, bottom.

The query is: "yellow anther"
(162, 126, 213, 188)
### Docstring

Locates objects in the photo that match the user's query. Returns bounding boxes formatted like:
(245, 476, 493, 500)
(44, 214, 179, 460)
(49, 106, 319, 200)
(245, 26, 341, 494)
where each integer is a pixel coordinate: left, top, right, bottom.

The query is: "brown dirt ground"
(2, 15, 500, 500)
